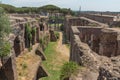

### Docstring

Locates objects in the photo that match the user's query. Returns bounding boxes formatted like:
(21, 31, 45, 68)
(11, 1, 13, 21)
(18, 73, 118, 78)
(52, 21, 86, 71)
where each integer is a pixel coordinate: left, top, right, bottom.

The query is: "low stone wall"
(82, 14, 114, 25)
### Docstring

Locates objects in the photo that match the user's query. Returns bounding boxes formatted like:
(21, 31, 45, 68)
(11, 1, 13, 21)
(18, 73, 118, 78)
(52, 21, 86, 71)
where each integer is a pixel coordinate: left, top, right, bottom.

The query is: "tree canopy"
(38, 5, 60, 12)
(0, 3, 74, 15)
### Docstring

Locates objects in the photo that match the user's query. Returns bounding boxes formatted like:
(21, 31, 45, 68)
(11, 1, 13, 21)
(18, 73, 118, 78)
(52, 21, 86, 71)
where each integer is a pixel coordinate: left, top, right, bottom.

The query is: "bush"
(60, 62, 79, 80)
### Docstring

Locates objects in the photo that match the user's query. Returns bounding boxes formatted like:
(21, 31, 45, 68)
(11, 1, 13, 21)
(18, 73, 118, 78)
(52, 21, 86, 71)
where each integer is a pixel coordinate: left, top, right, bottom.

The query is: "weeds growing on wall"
(25, 23, 33, 51)
(25, 23, 32, 41)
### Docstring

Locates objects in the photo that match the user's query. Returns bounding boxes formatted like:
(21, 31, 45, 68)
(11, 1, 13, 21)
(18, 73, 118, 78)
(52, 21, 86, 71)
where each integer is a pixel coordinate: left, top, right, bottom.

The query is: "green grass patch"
(41, 42, 62, 80)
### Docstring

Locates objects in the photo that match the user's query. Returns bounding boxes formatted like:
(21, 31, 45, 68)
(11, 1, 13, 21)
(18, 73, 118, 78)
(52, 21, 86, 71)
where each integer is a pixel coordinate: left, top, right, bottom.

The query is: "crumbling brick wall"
(0, 14, 50, 80)
(70, 28, 120, 79)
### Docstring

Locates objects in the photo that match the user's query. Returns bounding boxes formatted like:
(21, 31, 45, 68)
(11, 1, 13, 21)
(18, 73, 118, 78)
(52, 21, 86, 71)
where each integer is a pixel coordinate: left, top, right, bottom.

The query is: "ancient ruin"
(0, 1, 120, 80)
(0, 14, 49, 80)
(64, 15, 120, 80)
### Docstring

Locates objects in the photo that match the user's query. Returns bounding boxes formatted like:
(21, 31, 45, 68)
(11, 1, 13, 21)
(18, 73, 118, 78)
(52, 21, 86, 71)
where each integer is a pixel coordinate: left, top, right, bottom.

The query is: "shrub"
(60, 61, 79, 80)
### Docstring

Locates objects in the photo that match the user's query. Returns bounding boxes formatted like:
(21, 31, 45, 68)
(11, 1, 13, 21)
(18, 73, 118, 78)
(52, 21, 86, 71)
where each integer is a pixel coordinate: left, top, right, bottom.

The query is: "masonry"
(0, 14, 49, 80)
(65, 15, 120, 80)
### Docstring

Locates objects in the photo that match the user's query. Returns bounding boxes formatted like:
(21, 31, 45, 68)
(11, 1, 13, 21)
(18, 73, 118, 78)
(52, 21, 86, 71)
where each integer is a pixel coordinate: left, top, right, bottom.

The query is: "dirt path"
(56, 32, 70, 61)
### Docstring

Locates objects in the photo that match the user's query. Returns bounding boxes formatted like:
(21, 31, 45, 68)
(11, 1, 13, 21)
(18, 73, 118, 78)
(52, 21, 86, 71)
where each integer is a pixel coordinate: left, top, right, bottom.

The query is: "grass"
(41, 42, 68, 80)
(41, 42, 61, 80)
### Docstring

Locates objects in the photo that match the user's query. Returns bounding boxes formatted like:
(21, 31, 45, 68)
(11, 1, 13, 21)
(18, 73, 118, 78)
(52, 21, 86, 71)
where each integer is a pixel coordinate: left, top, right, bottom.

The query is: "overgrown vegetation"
(25, 23, 33, 51)
(41, 41, 69, 80)
(41, 42, 61, 80)
(25, 23, 32, 41)
(0, 7, 11, 57)
(60, 62, 79, 80)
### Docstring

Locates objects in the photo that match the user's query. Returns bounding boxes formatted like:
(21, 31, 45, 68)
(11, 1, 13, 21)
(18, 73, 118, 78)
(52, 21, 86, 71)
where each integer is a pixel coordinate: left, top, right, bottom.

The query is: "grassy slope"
(41, 42, 62, 80)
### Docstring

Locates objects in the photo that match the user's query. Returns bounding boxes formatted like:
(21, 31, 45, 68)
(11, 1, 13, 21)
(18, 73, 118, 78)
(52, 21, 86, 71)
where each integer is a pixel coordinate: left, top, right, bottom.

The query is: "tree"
(0, 7, 11, 57)
(38, 5, 60, 13)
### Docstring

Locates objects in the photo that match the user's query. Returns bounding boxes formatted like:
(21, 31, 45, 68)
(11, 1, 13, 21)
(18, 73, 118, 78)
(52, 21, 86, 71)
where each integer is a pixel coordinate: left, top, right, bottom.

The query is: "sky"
(2, 0, 120, 11)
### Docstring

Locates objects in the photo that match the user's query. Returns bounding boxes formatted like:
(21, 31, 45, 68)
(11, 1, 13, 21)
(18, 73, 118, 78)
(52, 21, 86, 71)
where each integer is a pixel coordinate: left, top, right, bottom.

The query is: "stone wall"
(99, 28, 119, 57)
(82, 14, 114, 25)
(78, 26, 102, 53)
(0, 14, 49, 80)
(65, 16, 120, 57)
(69, 26, 120, 79)
(70, 26, 120, 57)
(64, 16, 108, 42)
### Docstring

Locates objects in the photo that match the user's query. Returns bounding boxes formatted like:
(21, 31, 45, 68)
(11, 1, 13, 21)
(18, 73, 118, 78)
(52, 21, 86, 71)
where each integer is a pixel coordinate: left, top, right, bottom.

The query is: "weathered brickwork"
(0, 14, 49, 80)
(65, 15, 120, 80)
